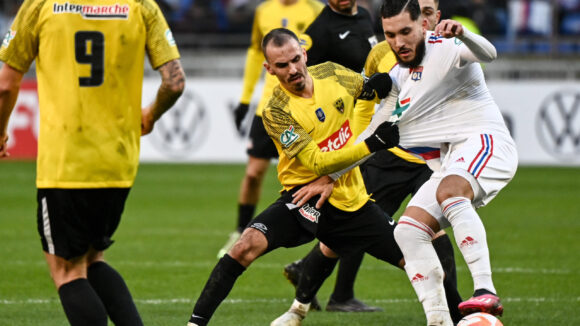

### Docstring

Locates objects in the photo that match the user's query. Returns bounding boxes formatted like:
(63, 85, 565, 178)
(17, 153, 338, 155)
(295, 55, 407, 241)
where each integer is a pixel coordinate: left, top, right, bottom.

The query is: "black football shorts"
(37, 188, 130, 260)
(247, 115, 279, 159)
(361, 150, 432, 216)
(249, 186, 403, 266)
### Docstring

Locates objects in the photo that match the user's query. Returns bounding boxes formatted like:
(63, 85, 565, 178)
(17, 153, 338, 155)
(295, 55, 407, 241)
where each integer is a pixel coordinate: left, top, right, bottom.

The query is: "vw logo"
(536, 90, 580, 161)
(149, 89, 208, 158)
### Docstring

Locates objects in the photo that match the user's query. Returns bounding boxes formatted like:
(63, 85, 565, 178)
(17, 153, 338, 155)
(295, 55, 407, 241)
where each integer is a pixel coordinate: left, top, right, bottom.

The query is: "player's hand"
(434, 20, 464, 38)
(234, 103, 249, 131)
(361, 73, 392, 100)
(0, 134, 9, 158)
(141, 107, 155, 136)
(364, 121, 399, 152)
(292, 175, 335, 209)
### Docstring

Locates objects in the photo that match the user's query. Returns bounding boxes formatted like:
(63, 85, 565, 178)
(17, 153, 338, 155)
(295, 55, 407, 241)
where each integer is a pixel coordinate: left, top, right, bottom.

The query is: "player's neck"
(328, 4, 357, 16)
(280, 0, 299, 6)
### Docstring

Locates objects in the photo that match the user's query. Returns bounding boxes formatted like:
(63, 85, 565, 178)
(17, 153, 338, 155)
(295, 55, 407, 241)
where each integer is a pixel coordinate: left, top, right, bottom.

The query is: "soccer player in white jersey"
(377, 0, 518, 324)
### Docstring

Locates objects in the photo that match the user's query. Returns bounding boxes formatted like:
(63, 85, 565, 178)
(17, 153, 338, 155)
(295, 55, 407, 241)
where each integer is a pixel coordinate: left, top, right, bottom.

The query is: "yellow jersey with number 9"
(0, 0, 180, 188)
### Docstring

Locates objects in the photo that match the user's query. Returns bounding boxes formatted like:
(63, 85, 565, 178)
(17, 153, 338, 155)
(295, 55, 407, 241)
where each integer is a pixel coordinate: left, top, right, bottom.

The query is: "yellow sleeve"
(0, 0, 42, 72)
(239, 8, 265, 104)
(296, 141, 371, 176)
(352, 99, 375, 137)
(142, 0, 181, 69)
(363, 41, 397, 76)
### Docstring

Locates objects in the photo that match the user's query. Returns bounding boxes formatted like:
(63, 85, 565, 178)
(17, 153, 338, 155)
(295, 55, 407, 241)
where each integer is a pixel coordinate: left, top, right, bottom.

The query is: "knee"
(319, 242, 338, 258)
(394, 216, 435, 247)
(229, 228, 267, 267)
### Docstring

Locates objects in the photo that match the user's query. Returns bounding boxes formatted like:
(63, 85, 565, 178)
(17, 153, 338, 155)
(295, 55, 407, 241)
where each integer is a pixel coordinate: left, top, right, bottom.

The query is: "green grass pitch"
(1, 162, 579, 325)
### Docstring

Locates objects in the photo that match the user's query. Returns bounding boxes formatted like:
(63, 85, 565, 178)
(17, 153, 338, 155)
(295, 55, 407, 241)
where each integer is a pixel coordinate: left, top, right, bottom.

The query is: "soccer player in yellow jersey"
(0, 0, 184, 325)
(187, 28, 398, 326)
(218, 0, 324, 259)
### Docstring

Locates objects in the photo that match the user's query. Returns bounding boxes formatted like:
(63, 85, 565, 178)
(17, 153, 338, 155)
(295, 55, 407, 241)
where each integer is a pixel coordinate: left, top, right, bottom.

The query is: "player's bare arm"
(0, 64, 24, 158)
(141, 59, 186, 135)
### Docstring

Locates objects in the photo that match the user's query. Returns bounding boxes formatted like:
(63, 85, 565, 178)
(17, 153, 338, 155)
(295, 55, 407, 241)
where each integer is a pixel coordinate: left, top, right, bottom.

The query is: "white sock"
(441, 197, 496, 295)
(395, 216, 452, 325)
(289, 299, 310, 318)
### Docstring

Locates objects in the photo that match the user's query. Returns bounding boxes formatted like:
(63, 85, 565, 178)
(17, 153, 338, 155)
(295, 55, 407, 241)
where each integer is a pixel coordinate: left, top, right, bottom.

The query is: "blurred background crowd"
(2, 0, 580, 55)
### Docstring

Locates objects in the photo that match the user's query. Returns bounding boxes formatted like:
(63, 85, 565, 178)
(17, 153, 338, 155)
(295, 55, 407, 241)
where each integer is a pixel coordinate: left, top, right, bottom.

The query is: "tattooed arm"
(141, 59, 186, 135)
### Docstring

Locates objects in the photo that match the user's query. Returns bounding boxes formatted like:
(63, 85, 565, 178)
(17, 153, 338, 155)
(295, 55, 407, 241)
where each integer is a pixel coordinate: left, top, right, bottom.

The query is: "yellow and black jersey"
(0, 0, 180, 188)
(358, 41, 425, 164)
(239, 0, 323, 116)
(263, 62, 373, 212)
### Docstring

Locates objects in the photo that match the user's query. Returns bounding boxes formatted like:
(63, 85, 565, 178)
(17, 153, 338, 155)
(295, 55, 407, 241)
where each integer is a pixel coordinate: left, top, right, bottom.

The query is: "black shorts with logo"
(249, 186, 403, 266)
(361, 150, 433, 216)
(247, 115, 279, 159)
(37, 188, 130, 260)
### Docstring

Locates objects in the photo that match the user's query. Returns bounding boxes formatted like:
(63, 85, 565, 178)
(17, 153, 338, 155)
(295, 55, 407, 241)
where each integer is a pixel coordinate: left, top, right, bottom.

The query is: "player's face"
(328, 0, 357, 15)
(264, 39, 309, 94)
(418, 0, 441, 30)
(382, 11, 427, 67)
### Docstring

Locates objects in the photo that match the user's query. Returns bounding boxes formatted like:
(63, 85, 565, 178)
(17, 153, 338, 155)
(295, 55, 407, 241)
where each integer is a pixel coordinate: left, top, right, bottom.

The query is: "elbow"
(483, 47, 497, 63)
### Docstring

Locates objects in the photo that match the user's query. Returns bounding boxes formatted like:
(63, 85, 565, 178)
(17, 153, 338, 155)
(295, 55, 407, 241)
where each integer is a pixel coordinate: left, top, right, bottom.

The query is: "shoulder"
(255, 0, 274, 14)
(357, 6, 371, 18)
(308, 61, 342, 79)
(265, 86, 291, 115)
(305, 0, 325, 13)
(364, 41, 396, 75)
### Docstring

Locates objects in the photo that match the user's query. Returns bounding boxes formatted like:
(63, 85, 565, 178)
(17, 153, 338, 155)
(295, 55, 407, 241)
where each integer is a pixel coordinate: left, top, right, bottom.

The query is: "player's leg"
(326, 252, 383, 312)
(272, 243, 338, 326)
(189, 228, 265, 326)
(38, 189, 109, 326)
(440, 133, 517, 317)
(190, 195, 316, 326)
(387, 175, 454, 326)
(87, 250, 143, 326)
(82, 188, 143, 326)
(44, 252, 108, 326)
(218, 115, 277, 258)
(393, 208, 453, 326)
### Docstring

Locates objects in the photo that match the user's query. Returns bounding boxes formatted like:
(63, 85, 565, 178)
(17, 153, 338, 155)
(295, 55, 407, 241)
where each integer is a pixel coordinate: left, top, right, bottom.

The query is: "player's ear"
(264, 62, 275, 75)
(302, 46, 307, 63)
(435, 10, 441, 24)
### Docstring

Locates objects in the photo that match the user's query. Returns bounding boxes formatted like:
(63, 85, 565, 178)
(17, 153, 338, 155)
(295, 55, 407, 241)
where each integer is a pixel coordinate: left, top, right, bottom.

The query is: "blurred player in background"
(281, 0, 461, 320)
(218, 0, 324, 262)
(187, 28, 399, 326)
(378, 0, 517, 324)
(0, 0, 184, 325)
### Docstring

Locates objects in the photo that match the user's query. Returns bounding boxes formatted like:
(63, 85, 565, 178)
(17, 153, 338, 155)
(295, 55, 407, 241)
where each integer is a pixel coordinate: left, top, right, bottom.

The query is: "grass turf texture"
(1, 162, 579, 325)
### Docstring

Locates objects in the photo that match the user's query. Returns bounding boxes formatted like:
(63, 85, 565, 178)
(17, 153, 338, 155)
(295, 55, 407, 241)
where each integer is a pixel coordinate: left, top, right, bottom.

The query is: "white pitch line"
(6, 260, 573, 275)
(2, 297, 579, 305)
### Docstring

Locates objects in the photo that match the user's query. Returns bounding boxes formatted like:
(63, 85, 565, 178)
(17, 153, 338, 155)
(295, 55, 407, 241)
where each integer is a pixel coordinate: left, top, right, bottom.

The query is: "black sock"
(433, 234, 462, 324)
(473, 288, 496, 297)
(296, 244, 338, 303)
(190, 254, 246, 325)
(87, 262, 143, 326)
(330, 251, 364, 302)
(58, 278, 108, 326)
(237, 204, 255, 232)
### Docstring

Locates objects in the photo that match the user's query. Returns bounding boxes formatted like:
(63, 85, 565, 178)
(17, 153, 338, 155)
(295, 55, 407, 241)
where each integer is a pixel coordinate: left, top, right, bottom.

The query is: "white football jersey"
(388, 31, 509, 152)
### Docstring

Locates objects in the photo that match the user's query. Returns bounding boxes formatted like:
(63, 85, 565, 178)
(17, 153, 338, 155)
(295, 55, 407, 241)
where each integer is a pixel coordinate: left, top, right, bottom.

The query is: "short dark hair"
(261, 28, 299, 58)
(380, 0, 421, 20)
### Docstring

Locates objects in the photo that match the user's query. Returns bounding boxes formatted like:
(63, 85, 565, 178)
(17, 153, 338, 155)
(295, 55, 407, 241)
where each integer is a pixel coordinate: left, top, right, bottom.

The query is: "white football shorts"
(407, 132, 518, 229)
